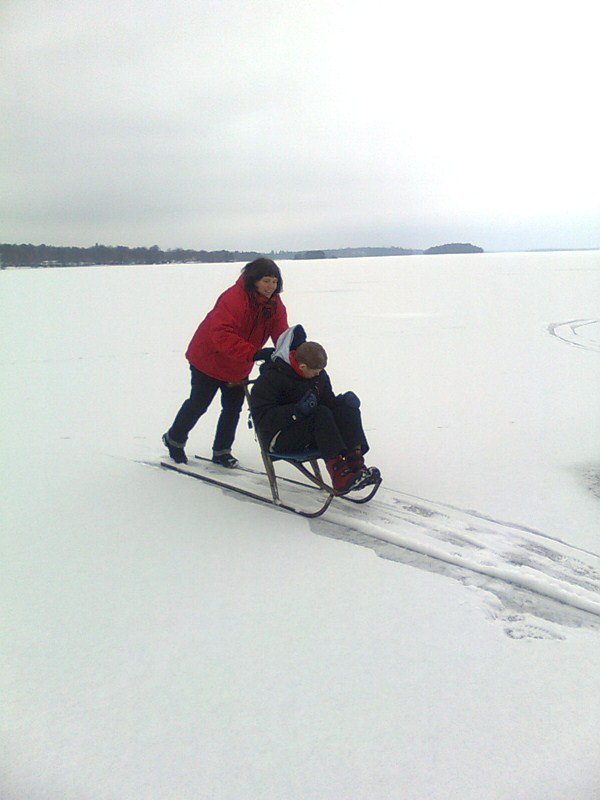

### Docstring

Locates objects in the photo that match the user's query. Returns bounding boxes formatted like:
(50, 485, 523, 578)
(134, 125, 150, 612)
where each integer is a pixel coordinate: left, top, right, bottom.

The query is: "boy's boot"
(345, 446, 381, 488)
(162, 432, 188, 464)
(325, 454, 362, 494)
(345, 446, 367, 474)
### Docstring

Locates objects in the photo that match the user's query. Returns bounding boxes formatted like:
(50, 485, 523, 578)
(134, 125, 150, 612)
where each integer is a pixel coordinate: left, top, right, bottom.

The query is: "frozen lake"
(2, 250, 599, 798)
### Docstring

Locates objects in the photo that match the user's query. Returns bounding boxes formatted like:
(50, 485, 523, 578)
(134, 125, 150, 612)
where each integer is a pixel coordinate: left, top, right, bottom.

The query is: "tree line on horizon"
(0, 242, 483, 268)
(0, 243, 264, 268)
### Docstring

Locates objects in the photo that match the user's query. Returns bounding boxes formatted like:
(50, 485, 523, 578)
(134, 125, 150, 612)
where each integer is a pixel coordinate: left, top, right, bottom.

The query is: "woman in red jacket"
(163, 258, 289, 467)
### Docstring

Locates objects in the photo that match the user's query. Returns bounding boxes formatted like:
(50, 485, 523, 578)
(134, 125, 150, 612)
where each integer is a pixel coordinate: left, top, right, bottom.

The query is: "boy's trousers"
(270, 404, 369, 460)
(168, 366, 245, 453)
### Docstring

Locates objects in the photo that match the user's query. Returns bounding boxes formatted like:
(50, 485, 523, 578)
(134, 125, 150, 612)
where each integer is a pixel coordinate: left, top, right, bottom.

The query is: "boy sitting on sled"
(249, 325, 380, 494)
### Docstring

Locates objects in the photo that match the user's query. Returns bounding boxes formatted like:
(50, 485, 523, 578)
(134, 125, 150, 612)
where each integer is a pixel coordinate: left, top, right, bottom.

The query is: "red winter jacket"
(185, 275, 289, 382)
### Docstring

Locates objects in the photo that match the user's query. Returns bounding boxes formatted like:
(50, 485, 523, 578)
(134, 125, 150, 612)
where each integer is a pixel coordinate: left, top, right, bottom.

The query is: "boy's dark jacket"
(250, 325, 340, 446)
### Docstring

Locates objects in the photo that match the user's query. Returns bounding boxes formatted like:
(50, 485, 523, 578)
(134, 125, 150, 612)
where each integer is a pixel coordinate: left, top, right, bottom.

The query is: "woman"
(163, 257, 289, 467)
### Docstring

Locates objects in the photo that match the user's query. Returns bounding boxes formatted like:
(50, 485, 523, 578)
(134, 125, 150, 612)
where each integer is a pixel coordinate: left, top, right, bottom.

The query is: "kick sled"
(159, 384, 382, 518)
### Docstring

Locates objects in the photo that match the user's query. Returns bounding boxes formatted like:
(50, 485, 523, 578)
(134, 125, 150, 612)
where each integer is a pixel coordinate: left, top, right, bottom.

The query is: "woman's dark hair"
(241, 257, 283, 294)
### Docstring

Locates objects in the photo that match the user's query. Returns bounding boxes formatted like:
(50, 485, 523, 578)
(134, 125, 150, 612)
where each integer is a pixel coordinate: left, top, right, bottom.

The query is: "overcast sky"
(1, 0, 598, 252)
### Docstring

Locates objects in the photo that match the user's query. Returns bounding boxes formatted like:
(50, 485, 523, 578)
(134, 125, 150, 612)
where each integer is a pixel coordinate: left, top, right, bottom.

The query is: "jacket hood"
(271, 324, 307, 366)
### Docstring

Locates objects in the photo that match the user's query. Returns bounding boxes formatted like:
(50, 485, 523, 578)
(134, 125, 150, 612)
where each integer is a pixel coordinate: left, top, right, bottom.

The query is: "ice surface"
(2, 251, 599, 799)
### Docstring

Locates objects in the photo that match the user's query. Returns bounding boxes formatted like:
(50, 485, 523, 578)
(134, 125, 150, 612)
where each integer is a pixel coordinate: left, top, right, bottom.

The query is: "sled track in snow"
(548, 318, 600, 352)
(147, 457, 600, 635)
(315, 488, 600, 633)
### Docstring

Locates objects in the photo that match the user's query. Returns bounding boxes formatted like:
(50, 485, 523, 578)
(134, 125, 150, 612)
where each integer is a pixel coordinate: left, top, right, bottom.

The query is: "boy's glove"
(338, 390, 360, 409)
(253, 347, 275, 361)
(294, 391, 318, 418)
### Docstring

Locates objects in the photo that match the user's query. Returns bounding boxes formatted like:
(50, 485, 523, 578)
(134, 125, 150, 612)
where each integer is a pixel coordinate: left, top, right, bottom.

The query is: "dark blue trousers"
(270, 404, 369, 460)
(169, 366, 245, 453)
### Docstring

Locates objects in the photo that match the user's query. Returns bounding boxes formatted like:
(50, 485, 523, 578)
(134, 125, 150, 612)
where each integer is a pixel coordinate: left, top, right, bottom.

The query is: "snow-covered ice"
(2, 251, 600, 798)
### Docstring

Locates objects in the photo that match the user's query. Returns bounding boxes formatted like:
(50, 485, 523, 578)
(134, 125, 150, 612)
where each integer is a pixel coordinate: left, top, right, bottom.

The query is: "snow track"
(152, 458, 600, 632)
(548, 318, 600, 352)
(319, 489, 600, 621)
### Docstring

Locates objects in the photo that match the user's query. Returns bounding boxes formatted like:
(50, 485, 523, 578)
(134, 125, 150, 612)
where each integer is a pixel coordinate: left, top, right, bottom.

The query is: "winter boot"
(345, 447, 380, 489)
(326, 454, 362, 494)
(212, 450, 239, 469)
(162, 432, 188, 464)
(345, 447, 367, 474)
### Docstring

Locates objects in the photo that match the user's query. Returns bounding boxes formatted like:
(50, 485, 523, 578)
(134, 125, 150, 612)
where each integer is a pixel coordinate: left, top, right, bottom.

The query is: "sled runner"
(160, 447, 381, 519)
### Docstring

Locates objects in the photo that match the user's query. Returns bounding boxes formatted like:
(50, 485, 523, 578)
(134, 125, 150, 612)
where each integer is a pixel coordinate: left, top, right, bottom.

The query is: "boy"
(249, 325, 379, 494)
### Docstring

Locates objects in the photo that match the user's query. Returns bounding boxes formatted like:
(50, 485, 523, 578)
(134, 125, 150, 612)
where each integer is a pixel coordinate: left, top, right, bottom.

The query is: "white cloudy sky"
(1, 0, 598, 252)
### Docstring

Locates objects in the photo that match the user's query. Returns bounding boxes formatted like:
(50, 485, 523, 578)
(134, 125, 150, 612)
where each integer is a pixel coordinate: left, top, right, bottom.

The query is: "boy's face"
(298, 363, 323, 379)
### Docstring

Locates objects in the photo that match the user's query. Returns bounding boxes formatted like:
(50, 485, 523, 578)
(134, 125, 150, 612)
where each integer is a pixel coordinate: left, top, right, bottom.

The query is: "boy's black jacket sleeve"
(250, 371, 298, 438)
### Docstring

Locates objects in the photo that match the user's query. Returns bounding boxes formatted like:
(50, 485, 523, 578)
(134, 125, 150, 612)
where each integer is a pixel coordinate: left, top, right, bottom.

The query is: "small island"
(424, 243, 484, 255)
(294, 250, 327, 260)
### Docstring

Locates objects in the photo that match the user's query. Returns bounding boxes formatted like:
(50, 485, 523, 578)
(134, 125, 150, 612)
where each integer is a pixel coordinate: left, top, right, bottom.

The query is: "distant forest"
(0, 243, 264, 268)
(0, 242, 483, 268)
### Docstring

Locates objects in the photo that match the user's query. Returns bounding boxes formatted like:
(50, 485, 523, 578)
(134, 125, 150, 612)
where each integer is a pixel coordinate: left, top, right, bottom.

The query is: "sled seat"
(265, 449, 327, 496)
(268, 449, 322, 464)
